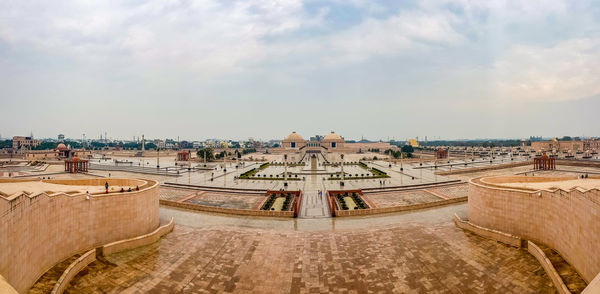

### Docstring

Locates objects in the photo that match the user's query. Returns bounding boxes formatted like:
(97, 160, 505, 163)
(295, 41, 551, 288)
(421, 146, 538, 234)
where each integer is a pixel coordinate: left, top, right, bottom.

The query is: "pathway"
(299, 175, 330, 218)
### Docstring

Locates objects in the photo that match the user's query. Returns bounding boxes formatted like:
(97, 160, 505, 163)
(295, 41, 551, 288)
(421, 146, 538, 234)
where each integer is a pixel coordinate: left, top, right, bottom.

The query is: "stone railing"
(453, 214, 522, 247)
(50, 249, 96, 294)
(527, 241, 571, 294)
(100, 217, 175, 256)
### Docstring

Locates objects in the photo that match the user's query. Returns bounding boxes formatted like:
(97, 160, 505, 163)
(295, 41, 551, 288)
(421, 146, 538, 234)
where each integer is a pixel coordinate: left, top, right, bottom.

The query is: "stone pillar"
(141, 135, 145, 152)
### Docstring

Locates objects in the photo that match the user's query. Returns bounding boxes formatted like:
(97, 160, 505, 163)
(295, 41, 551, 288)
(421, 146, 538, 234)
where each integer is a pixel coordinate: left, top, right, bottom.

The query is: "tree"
(197, 147, 214, 161)
(34, 141, 58, 150)
(0, 140, 11, 149)
(401, 145, 414, 153)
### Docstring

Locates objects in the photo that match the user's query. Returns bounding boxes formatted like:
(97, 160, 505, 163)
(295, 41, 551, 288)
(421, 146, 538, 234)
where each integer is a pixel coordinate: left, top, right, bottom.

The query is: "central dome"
(57, 143, 67, 150)
(322, 131, 342, 141)
(284, 131, 304, 142)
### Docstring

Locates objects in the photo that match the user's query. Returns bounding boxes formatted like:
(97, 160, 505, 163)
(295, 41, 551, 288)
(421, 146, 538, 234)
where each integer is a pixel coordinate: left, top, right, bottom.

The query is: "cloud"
(493, 38, 600, 101)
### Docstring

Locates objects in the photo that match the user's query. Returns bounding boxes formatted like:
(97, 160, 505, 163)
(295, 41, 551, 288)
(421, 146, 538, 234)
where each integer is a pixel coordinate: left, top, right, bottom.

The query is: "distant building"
(530, 138, 600, 152)
(58, 134, 65, 141)
(407, 139, 419, 147)
(12, 136, 39, 151)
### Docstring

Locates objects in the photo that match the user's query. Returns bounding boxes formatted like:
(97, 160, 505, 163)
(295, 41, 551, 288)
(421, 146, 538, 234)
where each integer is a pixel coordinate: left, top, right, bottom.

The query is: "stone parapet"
(453, 214, 522, 247)
(527, 241, 571, 294)
(0, 178, 159, 293)
(100, 217, 175, 256)
(468, 176, 600, 282)
(50, 250, 96, 294)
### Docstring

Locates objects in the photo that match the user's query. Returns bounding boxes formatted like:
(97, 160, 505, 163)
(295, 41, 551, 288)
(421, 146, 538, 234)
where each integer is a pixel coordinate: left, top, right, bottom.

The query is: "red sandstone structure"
(64, 156, 89, 173)
(533, 153, 555, 170)
(176, 150, 190, 161)
(436, 148, 448, 159)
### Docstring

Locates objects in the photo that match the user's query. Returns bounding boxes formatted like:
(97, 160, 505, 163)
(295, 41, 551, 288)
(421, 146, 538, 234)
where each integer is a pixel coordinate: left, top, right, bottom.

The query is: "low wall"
(468, 177, 600, 282)
(0, 178, 159, 293)
(101, 217, 175, 256)
(160, 199, 294, 217)
(43, 178, 147, 188)
(435, 160, 532, 176)
(453, 214, 522, 247)
(334, 197, 466, 217)
(50, 250, 96, 294)
(527, 241, 571, 294)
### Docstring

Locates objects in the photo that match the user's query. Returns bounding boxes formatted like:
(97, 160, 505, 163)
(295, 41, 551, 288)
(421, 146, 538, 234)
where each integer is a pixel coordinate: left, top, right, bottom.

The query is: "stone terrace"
(66, 205, 555, 293)
(364, 190, 444, 207)
(159, 187, 264, 210)
(427, 184, 469, 199)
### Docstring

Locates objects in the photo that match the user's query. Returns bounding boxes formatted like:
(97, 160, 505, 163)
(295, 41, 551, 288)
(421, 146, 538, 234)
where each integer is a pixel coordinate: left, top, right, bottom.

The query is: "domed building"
(321, 131, 344, 149)
(282, 132, 306, 149)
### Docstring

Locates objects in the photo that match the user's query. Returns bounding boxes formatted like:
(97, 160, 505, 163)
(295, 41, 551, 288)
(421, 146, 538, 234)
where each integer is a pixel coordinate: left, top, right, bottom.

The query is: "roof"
(283, 131, 304, 142)
(322, 131, 342, 141)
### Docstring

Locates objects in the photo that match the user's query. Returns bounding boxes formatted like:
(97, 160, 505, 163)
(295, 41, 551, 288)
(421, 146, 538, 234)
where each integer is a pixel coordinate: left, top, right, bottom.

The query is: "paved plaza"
(65, 204, 555, 293)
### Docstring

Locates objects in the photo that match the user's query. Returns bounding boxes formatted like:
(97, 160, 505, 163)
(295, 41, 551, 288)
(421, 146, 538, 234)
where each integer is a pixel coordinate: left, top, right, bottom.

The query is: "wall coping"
(0, 178, 158, 204)
(527, 241, 571, 294)
(453, 213, 522, 247)
(470, 175, 600, 195)
(50, 249, 96, 294)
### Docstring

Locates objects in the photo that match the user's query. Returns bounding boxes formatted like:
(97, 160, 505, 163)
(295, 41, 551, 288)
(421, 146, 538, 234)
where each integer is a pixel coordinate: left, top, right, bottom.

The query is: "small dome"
(284, 131, 304, 142)
(322, 131, 342, 141)
(57, 143, 67, 150)
(72, 156, 80, 161)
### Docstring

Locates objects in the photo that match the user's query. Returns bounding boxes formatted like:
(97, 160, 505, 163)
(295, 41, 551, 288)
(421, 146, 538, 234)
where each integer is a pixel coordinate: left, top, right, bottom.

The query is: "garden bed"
(328, 190, 370, 211)
(327, 162, 389, 180)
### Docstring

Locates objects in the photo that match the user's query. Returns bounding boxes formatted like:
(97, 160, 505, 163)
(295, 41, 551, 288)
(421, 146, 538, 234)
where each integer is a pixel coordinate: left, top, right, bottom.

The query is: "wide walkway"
(66, 204, 555, 293)
(299, 175, 330, 218)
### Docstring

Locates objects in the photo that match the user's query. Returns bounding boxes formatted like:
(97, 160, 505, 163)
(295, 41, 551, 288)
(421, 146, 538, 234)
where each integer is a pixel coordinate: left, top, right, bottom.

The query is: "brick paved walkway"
(66, 206, 555, 293)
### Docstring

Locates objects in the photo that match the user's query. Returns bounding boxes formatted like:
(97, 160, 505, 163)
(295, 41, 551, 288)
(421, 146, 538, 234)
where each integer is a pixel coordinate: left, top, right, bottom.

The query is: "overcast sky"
(1, 0, 599, 141)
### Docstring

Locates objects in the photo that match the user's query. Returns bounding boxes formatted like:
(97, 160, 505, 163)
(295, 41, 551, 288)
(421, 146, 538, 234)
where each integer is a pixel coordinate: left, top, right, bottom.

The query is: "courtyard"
(65, 204, 555, 293)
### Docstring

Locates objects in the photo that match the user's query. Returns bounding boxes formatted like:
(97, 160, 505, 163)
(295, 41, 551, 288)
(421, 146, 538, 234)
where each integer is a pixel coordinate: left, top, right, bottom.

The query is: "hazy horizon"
(1, 0, 599, 141)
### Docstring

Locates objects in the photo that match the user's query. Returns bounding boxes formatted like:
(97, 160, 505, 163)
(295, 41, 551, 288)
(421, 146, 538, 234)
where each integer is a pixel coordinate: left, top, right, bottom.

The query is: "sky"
(1, 0, 599, 141)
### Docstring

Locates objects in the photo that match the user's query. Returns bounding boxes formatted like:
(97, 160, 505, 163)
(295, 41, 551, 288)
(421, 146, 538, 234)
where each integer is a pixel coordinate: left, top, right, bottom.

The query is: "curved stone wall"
(468, 176, 600, 282)
(0, 178, 159, 293)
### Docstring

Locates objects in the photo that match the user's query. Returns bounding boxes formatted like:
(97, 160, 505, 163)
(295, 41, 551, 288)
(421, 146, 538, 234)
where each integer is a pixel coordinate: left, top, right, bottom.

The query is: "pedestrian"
(104, 181, 109, 193)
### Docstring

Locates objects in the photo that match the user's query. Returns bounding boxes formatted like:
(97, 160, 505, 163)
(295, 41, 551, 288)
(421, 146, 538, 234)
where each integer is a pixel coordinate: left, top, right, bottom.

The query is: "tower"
(141, 135, 145, 151)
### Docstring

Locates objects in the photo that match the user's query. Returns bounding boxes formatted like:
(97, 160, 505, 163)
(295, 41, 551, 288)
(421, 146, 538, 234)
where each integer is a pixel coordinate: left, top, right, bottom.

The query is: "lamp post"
(400, 151, 403, 171)
(156, 148, 160, 168)
(223, 142, 227, 172)
(284, 154, 288, 187)
(340, 153, 345, 186)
